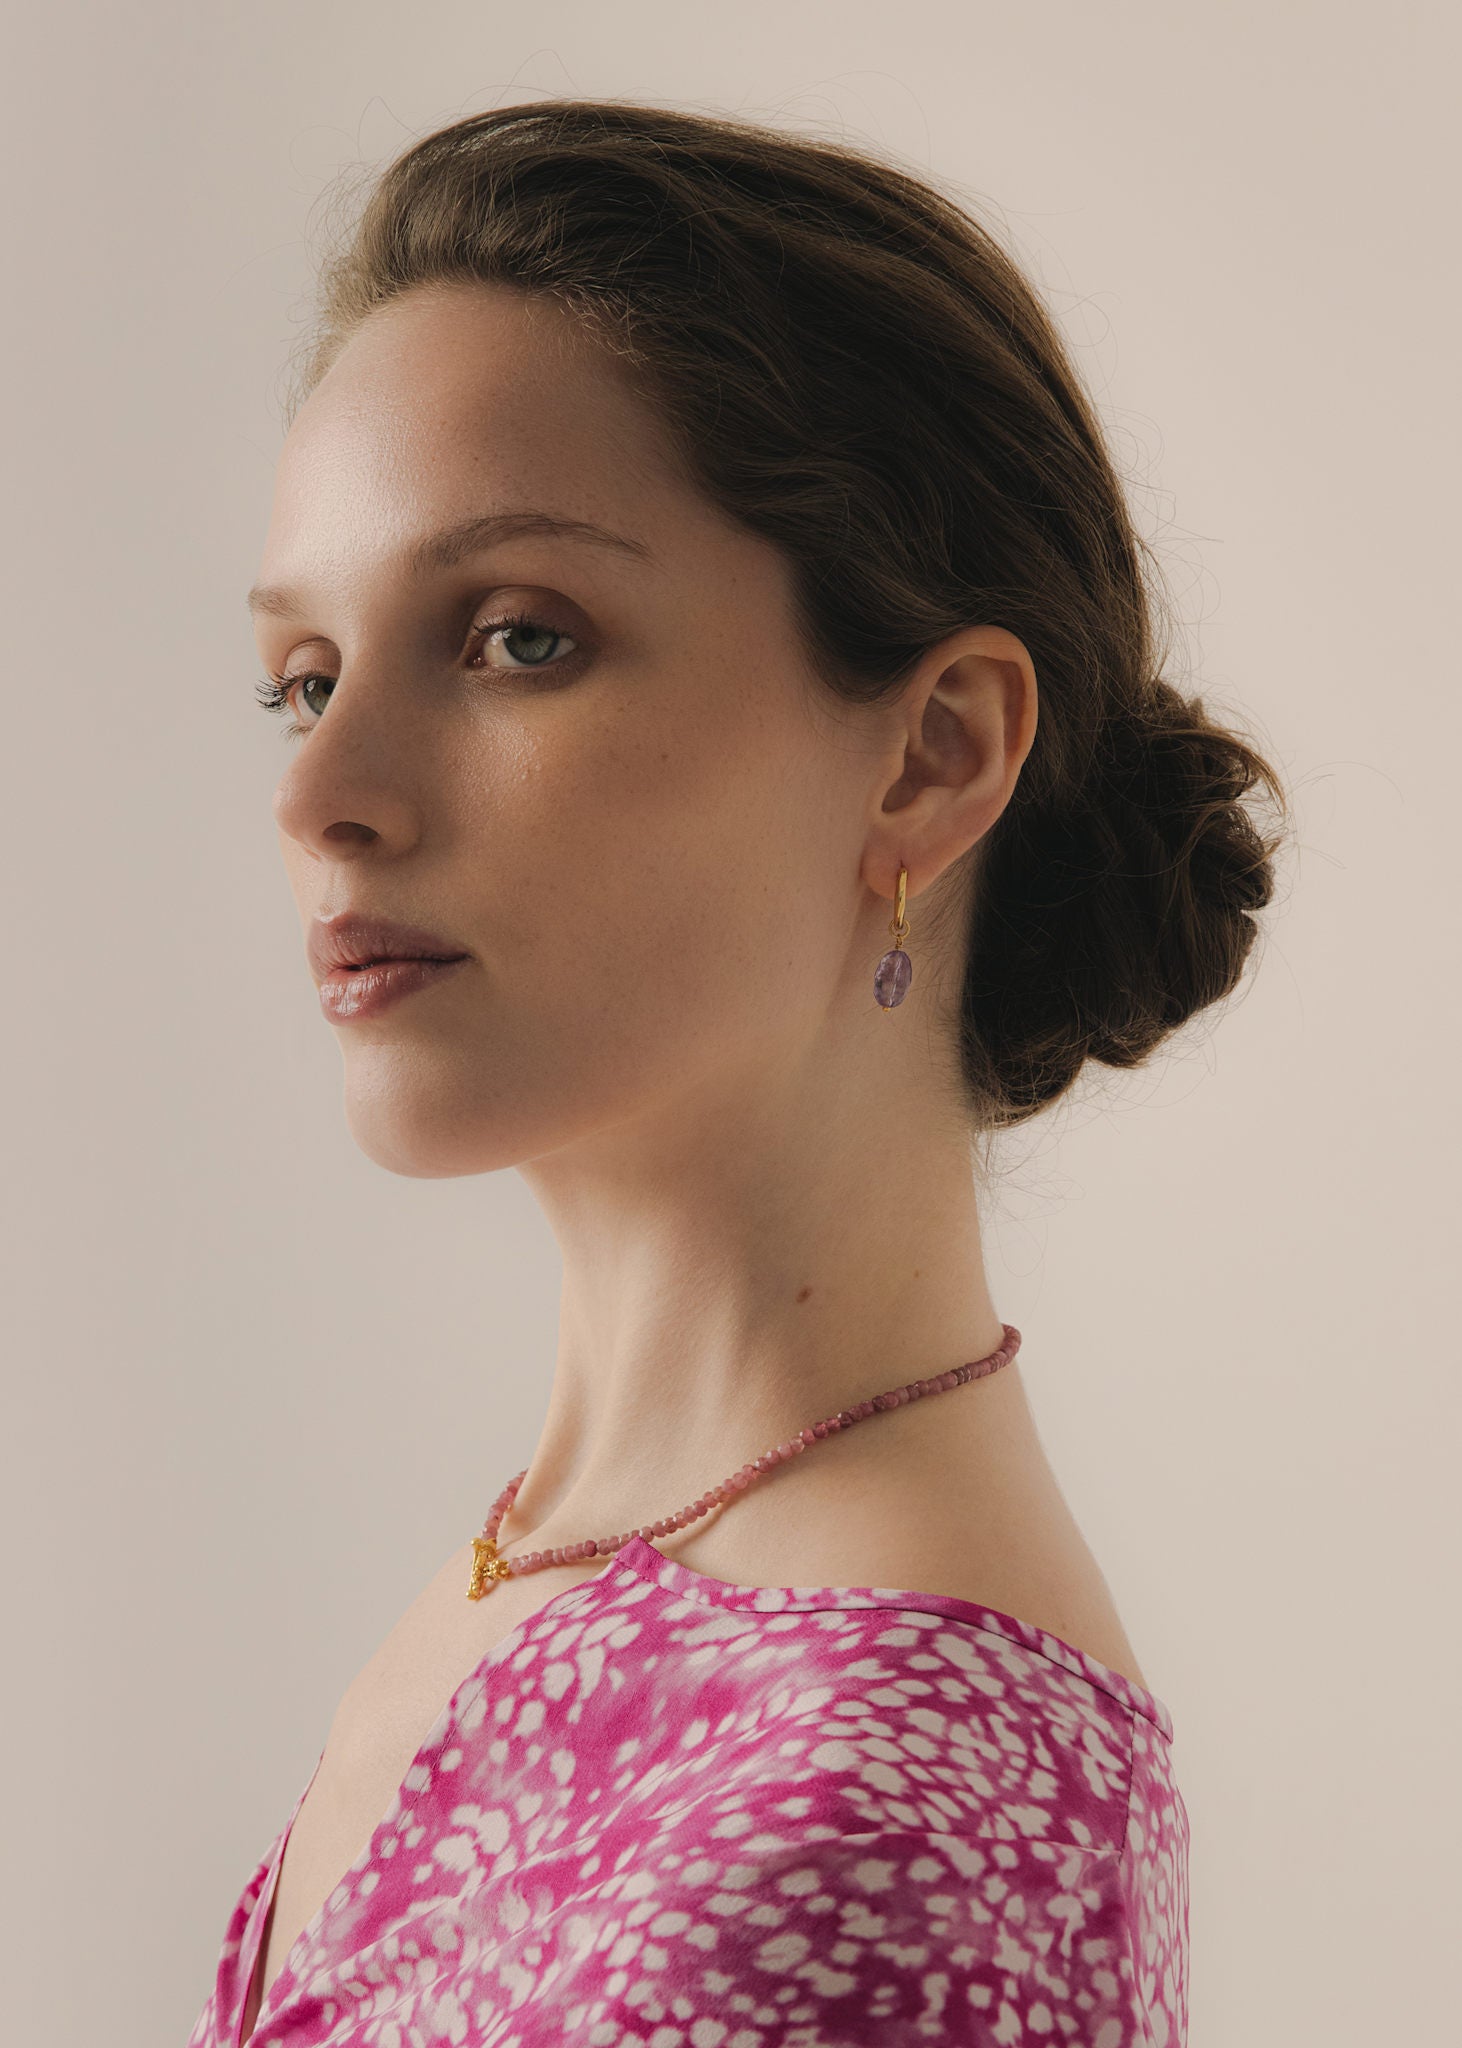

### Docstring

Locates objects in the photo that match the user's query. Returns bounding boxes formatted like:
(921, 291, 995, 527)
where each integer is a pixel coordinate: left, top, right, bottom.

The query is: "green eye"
(482, 611, 578, 670)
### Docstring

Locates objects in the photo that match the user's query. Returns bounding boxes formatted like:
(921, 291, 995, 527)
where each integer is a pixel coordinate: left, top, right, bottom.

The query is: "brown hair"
(285, 97, 1292, 1134)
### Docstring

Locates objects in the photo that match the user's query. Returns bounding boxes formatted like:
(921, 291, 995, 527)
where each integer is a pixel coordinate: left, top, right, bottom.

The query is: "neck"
(501, 1026, 1018, 1560)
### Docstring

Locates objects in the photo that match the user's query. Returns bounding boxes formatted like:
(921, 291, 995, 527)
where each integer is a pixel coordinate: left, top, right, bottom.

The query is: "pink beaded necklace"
(466, 1322, 1022, 1599)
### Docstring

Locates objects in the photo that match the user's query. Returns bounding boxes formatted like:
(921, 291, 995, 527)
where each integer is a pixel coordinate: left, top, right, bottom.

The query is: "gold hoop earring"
(873, 865, 913, 1011)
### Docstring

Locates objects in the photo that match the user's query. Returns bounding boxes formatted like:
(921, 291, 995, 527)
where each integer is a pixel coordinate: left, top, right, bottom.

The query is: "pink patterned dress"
(188, 1533, 1188, 2046)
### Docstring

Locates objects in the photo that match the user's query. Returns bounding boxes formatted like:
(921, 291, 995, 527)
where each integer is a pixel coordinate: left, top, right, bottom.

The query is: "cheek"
(501, 695, 833, 1075)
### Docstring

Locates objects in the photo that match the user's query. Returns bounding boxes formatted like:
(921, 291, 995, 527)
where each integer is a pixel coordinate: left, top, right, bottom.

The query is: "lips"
(307, 911, 470, 981)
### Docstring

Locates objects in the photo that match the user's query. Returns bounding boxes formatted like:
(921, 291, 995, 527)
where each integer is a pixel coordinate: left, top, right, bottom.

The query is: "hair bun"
(961, 678, 1288, 1121)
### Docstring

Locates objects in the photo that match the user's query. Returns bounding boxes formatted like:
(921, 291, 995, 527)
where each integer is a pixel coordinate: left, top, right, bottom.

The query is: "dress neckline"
(615, 1533, 1174, 1735)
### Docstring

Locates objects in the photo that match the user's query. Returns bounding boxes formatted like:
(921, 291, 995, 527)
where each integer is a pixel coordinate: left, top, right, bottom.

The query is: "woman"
(192, 97, 1287, 2047)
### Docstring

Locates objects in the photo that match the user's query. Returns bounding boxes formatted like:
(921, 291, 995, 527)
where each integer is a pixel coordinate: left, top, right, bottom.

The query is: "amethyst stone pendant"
(874, 944, 913, 1009)
(874, 866, 913, 1009)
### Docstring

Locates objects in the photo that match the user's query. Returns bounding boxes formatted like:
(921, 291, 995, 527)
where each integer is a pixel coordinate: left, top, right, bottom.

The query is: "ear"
(861, 624, 1038, 904)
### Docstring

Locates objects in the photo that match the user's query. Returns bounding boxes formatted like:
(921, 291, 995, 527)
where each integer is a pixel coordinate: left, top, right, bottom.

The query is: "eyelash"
(254, 608, 577, 739)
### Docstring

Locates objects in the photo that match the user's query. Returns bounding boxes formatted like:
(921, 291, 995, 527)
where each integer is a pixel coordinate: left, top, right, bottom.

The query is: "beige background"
(3, 4, 1456, 2042)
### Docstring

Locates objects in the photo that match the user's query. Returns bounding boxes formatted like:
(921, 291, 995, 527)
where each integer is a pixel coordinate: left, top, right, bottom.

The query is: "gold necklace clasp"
(467, 1535, 511, 1601)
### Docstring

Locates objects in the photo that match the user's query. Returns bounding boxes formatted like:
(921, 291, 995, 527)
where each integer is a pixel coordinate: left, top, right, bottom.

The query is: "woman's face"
(252, 281, 894, 1178)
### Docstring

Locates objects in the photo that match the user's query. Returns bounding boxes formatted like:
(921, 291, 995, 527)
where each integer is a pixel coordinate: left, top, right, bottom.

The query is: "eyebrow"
(245, 509, 655, 619)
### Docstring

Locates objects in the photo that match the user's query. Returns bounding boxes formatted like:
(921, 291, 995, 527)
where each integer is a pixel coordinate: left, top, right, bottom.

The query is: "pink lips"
(316, 954, 471, 1023)
(307, 911, 472, 1022)
(307, 911, 470, 980)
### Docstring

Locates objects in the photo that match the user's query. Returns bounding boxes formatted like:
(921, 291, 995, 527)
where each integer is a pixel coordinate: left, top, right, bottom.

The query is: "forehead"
(261, 282, 700, 578)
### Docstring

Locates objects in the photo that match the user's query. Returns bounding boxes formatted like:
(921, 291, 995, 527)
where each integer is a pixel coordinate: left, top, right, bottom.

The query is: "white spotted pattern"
(188, 1536, 1187, 2045)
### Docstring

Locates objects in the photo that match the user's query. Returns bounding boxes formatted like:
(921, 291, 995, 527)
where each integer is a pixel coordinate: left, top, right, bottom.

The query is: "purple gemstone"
(874, 946, 913, 1008)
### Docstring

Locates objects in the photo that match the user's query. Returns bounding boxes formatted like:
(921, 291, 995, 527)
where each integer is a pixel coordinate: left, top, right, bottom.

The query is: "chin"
(340, 1083, 541, 1180)
(334, 1030, 689, 1177)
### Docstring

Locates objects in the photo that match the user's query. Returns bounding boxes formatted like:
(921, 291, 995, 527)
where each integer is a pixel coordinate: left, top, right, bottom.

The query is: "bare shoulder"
(660, 1477, 1153, 1697)
(333, 1541, 502, 1763)
(871, 1522, 1154, 1697)
(840, 1537, 1150, 1695)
